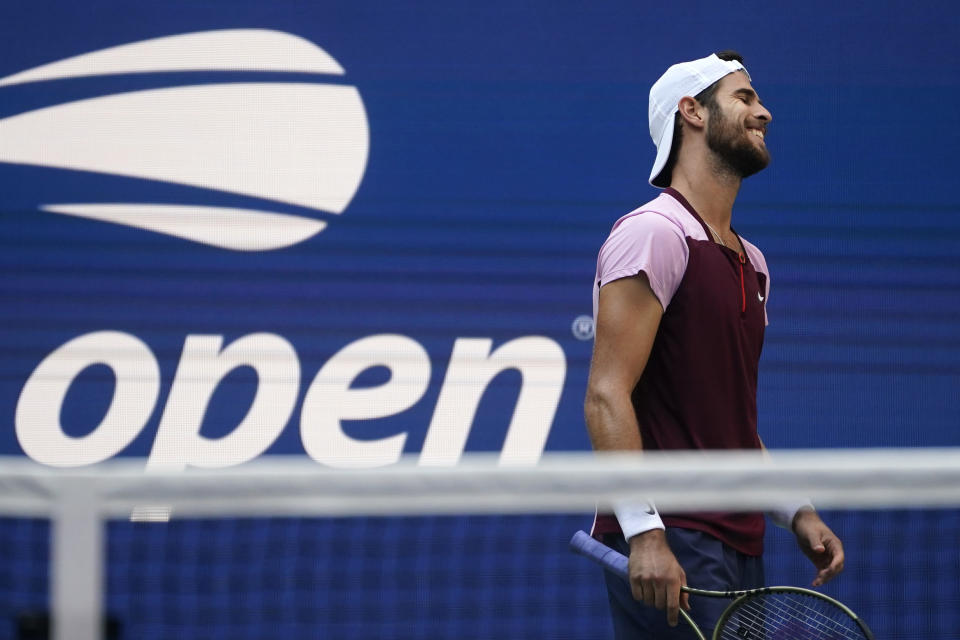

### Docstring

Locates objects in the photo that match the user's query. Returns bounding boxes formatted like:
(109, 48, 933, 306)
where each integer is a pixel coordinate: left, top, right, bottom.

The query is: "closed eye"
(733, 88, 763, 106)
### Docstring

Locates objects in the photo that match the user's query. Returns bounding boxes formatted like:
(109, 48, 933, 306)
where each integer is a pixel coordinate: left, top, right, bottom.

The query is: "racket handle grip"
(569, 530, 629, 581)
(570, 530, 705, 640)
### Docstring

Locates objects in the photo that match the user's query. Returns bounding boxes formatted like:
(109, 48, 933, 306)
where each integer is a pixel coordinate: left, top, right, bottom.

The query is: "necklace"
(702, 219, 727, 248)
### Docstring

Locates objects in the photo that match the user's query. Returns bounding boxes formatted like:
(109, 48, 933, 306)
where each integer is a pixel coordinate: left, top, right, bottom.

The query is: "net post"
(51, 478, 104, 640)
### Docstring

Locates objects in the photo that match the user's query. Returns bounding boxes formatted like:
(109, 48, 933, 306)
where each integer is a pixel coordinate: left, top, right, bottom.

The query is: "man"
(584, 51, 845, 638)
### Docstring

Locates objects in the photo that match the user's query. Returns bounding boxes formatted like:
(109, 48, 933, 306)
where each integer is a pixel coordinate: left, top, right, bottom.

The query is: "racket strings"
(745, 595, 854, 636)
(736, 596, 861, 640)
(741, 596, 859, 639)
(733, 603, 852, 640)
(719, 592, 866, 640)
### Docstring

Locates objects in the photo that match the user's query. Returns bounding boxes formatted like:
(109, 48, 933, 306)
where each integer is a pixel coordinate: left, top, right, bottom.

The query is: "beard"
(705, 105, 770, 179)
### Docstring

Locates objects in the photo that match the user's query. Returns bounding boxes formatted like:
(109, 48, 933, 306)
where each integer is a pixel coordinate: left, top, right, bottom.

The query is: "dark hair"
(652, 50, 745, 188)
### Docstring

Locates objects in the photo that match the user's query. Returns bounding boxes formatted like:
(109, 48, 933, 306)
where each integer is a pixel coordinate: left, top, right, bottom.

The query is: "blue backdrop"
(2, 0, 958, 463)
(1, 2, 959, 638)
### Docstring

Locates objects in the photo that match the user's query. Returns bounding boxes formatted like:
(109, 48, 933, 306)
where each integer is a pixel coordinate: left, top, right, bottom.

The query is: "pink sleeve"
(596, 212, 688, 309)
(742, 242, 771, 326)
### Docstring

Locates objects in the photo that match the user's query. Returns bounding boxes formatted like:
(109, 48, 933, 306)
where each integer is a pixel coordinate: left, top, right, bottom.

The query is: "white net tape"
(2, 448, 959, 519)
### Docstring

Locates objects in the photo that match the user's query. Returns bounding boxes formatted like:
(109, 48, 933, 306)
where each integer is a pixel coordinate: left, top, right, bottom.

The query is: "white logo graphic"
(0, 29, 369, 250)
(758, 292, 765, 302)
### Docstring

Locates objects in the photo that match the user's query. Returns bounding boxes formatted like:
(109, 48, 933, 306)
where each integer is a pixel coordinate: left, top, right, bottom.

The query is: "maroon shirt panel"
(640, 233, 767, 555)
(594, 189, 769, 556)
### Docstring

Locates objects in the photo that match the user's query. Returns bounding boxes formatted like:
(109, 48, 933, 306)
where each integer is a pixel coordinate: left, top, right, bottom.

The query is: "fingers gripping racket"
(570, 531, 874, 640)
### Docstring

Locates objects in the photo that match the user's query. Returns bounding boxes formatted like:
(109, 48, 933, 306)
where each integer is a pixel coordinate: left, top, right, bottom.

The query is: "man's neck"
(668, 159, 742, 231)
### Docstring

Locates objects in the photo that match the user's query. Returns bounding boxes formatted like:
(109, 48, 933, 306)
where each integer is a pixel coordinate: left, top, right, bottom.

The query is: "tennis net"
(1, 449, 958, 640)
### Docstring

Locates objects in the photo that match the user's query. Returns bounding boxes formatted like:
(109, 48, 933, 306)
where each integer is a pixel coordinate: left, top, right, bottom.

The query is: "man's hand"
(627, 529, 690, 626)
(792, 508, 845, 586)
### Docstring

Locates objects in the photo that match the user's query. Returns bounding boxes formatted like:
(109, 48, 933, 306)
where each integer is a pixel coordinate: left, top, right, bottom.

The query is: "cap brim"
(648, 117, 675, 188)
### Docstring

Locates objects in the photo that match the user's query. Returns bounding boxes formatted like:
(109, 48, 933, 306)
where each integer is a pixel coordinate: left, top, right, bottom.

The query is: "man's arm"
(757, 441, 845, 586)
(791, 509, 845, 586)
(584, 273, 689, 626)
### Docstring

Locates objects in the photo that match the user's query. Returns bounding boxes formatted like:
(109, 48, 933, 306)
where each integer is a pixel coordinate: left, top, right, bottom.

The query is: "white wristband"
(768, 500, 815, 530)
(613, 499, 665, 541)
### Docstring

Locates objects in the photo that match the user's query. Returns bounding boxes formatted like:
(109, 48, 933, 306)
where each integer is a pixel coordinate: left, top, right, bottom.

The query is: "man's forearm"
(584, 385, 644, 453)
(585, 385, 665, 538)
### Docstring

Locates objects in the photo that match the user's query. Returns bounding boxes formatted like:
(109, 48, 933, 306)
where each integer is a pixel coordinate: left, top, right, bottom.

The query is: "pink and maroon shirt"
(591, 187, 770, 556)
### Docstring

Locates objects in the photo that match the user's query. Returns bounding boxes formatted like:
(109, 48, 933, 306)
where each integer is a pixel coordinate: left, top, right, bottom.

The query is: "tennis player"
(584, 51, 845, 638)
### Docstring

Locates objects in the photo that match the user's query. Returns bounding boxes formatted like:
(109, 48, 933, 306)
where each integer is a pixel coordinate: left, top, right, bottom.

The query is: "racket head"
(712, 586, 874, 640)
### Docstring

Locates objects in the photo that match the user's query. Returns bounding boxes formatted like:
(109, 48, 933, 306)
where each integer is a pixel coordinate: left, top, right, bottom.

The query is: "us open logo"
(0, 29, 369, 250)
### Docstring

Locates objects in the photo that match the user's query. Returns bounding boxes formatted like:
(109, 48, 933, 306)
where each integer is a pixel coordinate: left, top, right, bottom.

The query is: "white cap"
(648, 53, 750, 187)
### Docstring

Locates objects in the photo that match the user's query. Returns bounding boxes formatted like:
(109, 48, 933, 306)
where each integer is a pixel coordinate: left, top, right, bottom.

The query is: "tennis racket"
(570, 530, 874, 640)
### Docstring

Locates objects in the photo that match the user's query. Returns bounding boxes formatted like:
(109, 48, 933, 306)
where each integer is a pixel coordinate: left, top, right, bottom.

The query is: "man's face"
(704, 71, 773, 179)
